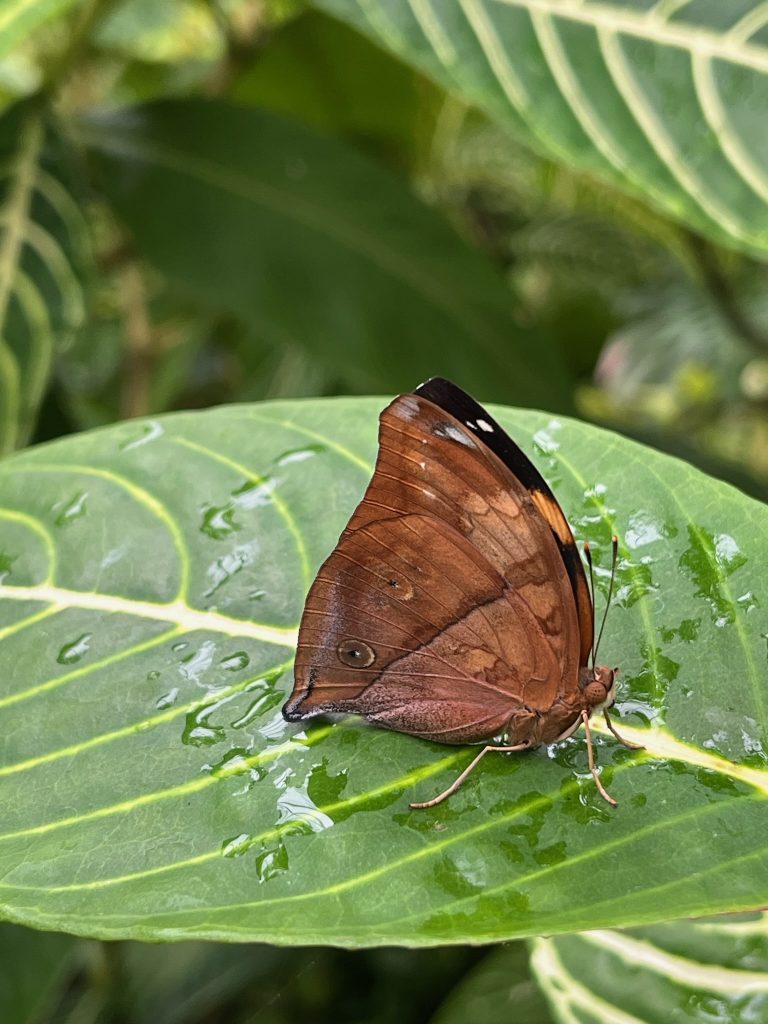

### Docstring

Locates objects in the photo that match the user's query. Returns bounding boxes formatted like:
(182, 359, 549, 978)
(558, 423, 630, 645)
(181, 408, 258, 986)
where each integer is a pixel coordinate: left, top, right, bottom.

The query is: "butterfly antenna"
(593, 535, 619, 663)
(583, 541, 597, 667)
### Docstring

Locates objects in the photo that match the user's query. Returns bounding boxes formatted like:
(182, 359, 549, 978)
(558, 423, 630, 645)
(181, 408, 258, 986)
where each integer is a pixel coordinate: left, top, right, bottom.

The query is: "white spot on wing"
(397, 395, 420, 420)
(477, 419, 494, 433)
(433, 421, 476, 447)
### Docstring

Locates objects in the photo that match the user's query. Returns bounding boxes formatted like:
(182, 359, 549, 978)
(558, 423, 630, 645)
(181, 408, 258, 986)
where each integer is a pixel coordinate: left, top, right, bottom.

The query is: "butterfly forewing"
(414, 377, 594, 665)
(285, 391, 583, 744)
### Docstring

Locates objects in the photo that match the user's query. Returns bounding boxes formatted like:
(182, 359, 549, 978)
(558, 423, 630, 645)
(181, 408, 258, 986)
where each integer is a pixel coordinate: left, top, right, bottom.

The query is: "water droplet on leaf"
(57, 634, 92, 665)
(220, 651, 250, 672)
(222, 833, 251, 858)
(182, 705, 226, 746)
(55, 492, 87, 527)
(254, 839, 289, 882)
(156, 688, 179, 710)
(275, 445, 326, 466)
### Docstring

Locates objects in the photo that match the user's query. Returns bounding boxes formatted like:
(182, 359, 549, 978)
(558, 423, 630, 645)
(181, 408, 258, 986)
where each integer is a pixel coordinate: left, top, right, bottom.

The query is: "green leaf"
(433, 942, 554, 1024)
(231, 9, 443, 166)
(0, 922, 76, 1023)
(0, 0, 81, 59)
(0, 98, 90, 452)
(311, 0, 768, 260)
(116, 941, 275, 1024)
(530, 912, 768, 1023)
(79, 98, 569, 408)
(94, 0, 224, 64)
(0, 398, 766, 945)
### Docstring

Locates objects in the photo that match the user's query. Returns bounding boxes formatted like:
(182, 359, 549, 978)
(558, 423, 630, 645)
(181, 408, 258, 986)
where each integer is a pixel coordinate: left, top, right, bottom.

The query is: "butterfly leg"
(604, 710, 644, 750)
(409, 743, 529, 810)
(581, 711, 617, 807)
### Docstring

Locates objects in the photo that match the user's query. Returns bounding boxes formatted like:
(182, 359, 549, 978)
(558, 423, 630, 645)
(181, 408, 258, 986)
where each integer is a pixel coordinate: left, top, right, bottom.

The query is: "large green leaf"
(0, 98, 90, 452)
(114, 940, 277, 1024)
(230, 9, 443, 166)
(78, 99, 569, 407)
(433, 941, 554, 1024)
(0, 398, 766, 945)
(530, 912, 768, 1022)
(311, 0, 768, 260)
(0, 922, 76, 1023)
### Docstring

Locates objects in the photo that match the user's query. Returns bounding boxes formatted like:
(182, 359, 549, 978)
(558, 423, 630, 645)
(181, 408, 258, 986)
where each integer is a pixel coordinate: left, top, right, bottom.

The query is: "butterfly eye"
(584, 681, 606, 706)
(337, 639, 375, 668)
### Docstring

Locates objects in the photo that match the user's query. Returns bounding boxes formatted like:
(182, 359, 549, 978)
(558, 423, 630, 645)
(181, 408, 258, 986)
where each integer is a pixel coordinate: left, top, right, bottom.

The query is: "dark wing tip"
(282, 665, 320, 721)
(282, 697, 306, 722)
(414, 377, 464, 404)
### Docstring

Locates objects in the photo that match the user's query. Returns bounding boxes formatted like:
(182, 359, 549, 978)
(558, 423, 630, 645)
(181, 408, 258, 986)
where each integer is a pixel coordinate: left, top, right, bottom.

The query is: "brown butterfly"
(283, 378, 641, 807)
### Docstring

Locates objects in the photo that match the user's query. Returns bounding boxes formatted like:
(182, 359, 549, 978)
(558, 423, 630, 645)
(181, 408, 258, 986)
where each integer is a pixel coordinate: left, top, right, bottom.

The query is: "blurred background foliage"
(3, 0, 768, 1020)
(3, 0, 768, 494)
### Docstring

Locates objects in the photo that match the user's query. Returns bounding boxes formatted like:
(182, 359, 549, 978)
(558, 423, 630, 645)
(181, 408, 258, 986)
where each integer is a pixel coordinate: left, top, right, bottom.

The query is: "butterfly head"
(580, 664, 618, 710)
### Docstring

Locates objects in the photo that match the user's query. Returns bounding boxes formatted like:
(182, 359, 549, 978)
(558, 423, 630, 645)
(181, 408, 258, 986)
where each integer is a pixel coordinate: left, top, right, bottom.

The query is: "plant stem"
(683, 230, 768, 356)
(204, 0, 270, 95)
(118, 261, 154, 420)
(41, 0, 122, 94)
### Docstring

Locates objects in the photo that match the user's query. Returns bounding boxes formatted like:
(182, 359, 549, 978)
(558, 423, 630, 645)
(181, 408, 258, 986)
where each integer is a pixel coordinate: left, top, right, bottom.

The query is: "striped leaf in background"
(0, 99, 89, 453)
(531, 912, 768, 1023)
(436, 912, 768, 1022)
(312, 0, 768, 259)
(0, 399, 766, 944)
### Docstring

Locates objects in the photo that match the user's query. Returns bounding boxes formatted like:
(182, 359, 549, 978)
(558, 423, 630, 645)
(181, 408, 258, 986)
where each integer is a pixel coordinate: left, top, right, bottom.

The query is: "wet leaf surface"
(0, 398, 766, 944)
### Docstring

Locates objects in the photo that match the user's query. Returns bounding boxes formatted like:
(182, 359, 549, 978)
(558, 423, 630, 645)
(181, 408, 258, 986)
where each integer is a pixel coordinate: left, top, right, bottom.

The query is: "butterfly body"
(283, 378, 629, 805)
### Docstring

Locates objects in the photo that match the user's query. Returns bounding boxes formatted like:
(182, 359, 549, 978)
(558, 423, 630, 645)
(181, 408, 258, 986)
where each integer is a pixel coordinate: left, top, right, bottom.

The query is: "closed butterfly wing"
(284, 385, 586, 746)
(414, 376, 594, 664)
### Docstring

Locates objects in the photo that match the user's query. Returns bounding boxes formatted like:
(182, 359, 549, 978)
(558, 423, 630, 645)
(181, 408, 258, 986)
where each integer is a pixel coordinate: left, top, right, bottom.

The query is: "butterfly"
(282, 377, 641, 807)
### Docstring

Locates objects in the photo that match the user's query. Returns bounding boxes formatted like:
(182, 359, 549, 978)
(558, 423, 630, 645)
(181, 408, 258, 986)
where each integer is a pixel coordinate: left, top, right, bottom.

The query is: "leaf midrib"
(0, 583, 298, 654)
